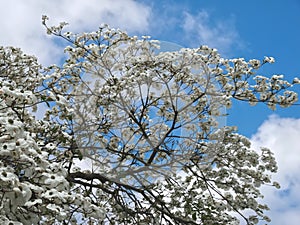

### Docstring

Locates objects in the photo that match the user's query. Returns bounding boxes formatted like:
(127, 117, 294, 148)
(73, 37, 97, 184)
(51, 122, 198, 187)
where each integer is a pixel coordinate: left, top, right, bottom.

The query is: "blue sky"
(141, 0, 300, 136)
(0, 0, 299, 224)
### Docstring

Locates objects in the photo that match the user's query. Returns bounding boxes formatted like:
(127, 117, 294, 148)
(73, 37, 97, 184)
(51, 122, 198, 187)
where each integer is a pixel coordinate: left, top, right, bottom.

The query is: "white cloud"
(182, 10, 243, 55)
(250, 115, 300, 224)
(0, 0, 151, 65)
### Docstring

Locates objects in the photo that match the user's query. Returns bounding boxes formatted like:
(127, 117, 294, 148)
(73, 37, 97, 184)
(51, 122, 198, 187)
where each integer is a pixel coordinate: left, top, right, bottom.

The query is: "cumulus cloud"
(0, 0, 151, 65)
(182, 10, 243, 55)
(250, 115, 300, 224)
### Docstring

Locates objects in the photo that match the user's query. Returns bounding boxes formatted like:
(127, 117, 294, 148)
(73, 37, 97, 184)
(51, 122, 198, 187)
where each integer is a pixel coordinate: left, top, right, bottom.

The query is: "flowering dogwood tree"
(0, 16, 299, 225)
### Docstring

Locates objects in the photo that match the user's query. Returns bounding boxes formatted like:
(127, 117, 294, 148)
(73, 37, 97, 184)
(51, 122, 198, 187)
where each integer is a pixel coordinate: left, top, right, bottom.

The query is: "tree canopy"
(0, 16, 299, 224)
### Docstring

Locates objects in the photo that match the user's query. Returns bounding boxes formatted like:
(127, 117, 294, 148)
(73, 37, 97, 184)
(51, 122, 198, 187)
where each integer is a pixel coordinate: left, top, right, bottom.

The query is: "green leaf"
(192, 212, 197, 221)
(78, 151, 83, 160)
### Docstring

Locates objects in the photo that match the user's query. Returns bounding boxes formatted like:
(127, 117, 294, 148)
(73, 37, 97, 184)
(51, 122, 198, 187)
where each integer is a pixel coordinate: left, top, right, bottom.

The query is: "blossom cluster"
(0, 46, 105, 224)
